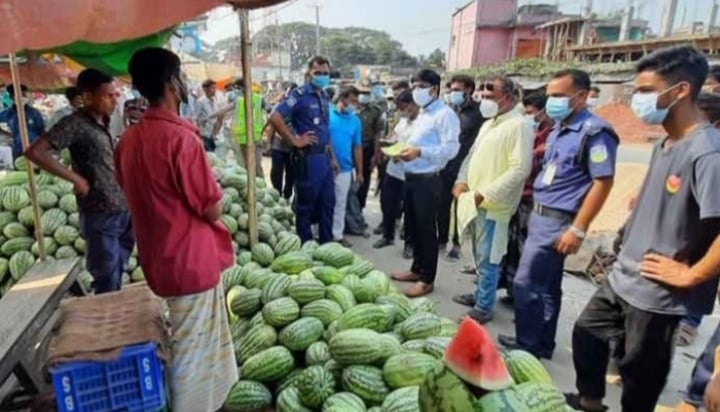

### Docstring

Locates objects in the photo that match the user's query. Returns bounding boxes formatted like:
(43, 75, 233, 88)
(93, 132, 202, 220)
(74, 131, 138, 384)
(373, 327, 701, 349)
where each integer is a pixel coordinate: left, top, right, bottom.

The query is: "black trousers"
(437, 166, 460, 246)
(270, 150, 295, 199)
(405, 173, 441, 284)
(358, 145, 375, 209)
(572, 282, 681, 412)
(380, 175, 404, 241)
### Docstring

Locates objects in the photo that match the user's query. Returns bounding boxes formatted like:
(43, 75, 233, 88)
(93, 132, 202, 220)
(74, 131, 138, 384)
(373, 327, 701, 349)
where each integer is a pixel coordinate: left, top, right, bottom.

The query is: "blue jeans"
(471, 210, 500, 314)
(684, 320, 720, 406)
(79, 211, 134, 293)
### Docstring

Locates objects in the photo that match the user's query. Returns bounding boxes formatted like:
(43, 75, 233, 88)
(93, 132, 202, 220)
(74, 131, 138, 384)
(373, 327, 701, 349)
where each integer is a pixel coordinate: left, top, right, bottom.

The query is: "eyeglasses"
(480, 81, 515, 93)
(312, 71, 330, 76)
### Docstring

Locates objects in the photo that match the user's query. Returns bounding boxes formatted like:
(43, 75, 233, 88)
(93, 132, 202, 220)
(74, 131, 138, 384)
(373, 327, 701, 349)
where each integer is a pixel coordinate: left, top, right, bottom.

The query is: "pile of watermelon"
(220, 237, 574, 412)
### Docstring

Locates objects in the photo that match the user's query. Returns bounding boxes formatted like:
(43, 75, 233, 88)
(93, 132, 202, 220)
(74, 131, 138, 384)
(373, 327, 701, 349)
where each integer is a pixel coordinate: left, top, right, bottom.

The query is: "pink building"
(448, 1, 561, 70)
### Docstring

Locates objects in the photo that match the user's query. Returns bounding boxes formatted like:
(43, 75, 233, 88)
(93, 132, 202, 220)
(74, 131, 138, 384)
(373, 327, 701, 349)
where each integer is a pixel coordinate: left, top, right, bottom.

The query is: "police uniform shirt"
(274, 84, 330, 147)
(610, 124, 720, 316)
(533, 109, 618, 213)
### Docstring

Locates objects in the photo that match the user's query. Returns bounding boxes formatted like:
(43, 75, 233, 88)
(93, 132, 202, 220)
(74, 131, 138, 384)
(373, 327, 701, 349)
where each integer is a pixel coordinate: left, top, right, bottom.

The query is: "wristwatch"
(568, 225, 586, 240)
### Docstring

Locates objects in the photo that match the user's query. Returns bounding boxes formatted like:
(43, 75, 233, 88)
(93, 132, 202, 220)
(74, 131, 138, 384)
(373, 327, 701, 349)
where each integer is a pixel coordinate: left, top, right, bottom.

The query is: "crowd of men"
(2, 42, 720, 411)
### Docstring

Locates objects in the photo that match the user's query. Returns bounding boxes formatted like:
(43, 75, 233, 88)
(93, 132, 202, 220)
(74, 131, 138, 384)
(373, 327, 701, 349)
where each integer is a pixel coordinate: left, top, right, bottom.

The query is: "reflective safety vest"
(234, 93, 264, 145)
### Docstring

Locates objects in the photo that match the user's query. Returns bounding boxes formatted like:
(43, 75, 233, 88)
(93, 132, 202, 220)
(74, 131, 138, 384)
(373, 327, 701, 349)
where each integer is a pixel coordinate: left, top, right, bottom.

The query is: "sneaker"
(373, 238, 394, 249)
(446, 246, 461, 261)
(402, 245, 413, 260)
(465, 308, 493, 324)
(452, 293, 475, 307)
(373, 225, 383, 235)
(335, 238, 353, 248)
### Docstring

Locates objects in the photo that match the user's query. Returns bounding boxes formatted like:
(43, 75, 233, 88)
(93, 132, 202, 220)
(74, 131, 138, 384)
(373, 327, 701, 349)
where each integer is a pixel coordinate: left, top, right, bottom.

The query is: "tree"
(424, 48, 446, 68)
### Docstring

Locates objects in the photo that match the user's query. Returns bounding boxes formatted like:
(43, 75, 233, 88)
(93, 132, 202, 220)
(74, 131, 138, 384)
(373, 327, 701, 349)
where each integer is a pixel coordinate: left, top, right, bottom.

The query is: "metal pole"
(8, 53, 46, 260)
(315, 4, 321, 55)
(238, 9, 259, 246)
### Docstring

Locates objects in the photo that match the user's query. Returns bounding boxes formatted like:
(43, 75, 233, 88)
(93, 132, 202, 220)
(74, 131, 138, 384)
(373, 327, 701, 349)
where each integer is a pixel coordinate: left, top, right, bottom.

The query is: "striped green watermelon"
(313, 243, 354, 268)
(418, 364, 475, 412)
(301, 299, 343, 327)
(36, 190, 58, 209)
(223, 187, 241, 203)
(288, 278, 325, 304)
(329, 329, 385, 366)
(261, 273, 291, 304)
(243, 268, 273, 290)
(241, 346, 295, 383)
(305, 341, 331, 366)
(220, 215, 239, 234)
(277, 387, 313, 412)
(410, 297, 435, 314)
(231, 288, 262, 317)
(0, 258, 8, 283)
(258, 221, 274, 242)
(251, 243, 275, 267)
(0, 171, 28, 188)
(234, 231, 250, 248)
(0, 212, 17, 228)
(337, 303, 391, 333)
(383, 352, 440, 389)
(350, 279, 378, 304)
(400, 313, 442, 340)
(270, 251, 313, 274)
(73, 237, 86, 253)
(2, 186, 30, 212)
(342, 259, 374, 278)
(32, 237, 58, 257)
(402, 339, 427, 353)
(40, 209, 67, 236)
(55, 246, 79, 259)
(67, 212, 79, 228)
(236, 324, 277, 363)
(376, 295, 413, 323)
(474, 388, 529, 411)
(296, 365, 336, 408)
(381, 386, 420, 412)
(17, 206, 37, 227)
(439, 317, 459, 337)
(277, 368, 306, 395)
(322, 392, 366, 412)
(225, 285, 244, 322)
(341, 365, 389, 405)
(237, 251, 252, 265)
(262, 297, 300, 327)
(323, 359, 343, 382)
(1, 236, 34, 257)
(364, 270, 391, 297)
(326, 284, 357, 312)
(53, 225, 79, 246)
(237, 213, 249, 230)
(9, 250, 35, 280)
(3, 222, 29, 239)
(424, 337, 451, 359)
(58, 194, 77, 214)
(313, 266, 344, 285)
(278, 317, 324, 351)
(228, 204, 243, 218)
(514, 382, 566, 411)
(275, 234, 302, 256)
(503, 350, 552, 385)
(301, 240, 319, 254)
(377, 333, 404, 361)
(222, 266, 244, 291)
(223, 380, 272, 412)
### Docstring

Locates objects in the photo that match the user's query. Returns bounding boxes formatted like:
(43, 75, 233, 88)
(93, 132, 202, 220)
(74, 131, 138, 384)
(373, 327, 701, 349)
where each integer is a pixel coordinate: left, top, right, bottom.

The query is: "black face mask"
(171, 75, 189, 105)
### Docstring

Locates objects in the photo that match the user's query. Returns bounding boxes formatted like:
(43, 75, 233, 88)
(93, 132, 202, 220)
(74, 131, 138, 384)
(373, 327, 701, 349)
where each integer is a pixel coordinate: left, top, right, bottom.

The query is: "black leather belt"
(533, 203, 576, 220)
(405, 171, 440, 181)
(304, 145, 328, 155)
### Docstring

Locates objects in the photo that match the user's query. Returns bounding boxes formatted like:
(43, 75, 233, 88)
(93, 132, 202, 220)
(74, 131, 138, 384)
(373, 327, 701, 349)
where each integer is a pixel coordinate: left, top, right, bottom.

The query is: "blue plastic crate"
(50, 342, 166, 412)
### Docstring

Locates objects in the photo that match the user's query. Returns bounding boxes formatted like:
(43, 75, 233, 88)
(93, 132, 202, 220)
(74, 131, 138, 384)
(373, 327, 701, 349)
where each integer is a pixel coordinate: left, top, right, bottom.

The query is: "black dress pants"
(358, 145, 375, 209)
(437, 166, 460, 246)
(405, 173, 441, 284)
(380, 175, 404, 241)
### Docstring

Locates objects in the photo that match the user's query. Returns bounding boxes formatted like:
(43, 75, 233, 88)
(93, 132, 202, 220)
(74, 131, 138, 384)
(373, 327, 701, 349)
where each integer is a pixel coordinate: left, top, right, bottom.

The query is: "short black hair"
(337, 86, 359, 101)
(308, 56, 330, 69)
(709, 65, 720, 83)
(395, 89, 414, 105)
(391, 80, 409, 91)
(202, 79, 216, 88)
(486, 76, 517, 95)
(450, 74, 475, 92)
(6, 84, 28, 96)
(325, 87, 336, 101)
(65, 87, 81, 101)
(552, 69, 591, 91)
(698, 92, 720, 122)
(523, 91, 548, 110)
(636, 45, 709, 99)
(234, 78, 245, 88)
(590, 86, 601, 93)
(128, 47, 181, 103)
(411, 69, 441, 87)
(76, 69, 114, 93)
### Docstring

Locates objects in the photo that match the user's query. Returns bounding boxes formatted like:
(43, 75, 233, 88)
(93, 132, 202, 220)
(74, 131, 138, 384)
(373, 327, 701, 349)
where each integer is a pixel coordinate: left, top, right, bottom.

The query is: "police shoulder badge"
(666, 175, 681, 194)
(589, 144, 608, 163)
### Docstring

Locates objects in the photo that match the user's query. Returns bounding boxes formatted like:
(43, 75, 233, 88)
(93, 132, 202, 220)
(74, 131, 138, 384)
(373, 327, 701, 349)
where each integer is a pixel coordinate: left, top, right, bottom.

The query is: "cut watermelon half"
(443, 317, 514, 390)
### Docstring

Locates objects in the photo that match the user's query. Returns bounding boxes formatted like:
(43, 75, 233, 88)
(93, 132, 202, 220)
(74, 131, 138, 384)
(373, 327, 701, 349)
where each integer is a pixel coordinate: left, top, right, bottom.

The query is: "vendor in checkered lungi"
(116, 47, 238, 412)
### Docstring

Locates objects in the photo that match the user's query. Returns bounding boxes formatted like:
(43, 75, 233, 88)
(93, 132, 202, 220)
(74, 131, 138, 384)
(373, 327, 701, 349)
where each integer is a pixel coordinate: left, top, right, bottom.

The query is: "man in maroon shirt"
(497, 91, 552, 303)
(115, 47, 237, 412)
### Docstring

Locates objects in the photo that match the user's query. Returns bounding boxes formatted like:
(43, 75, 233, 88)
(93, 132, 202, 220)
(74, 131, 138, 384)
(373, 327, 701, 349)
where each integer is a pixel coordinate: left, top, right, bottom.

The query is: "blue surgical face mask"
(343, 104, 357, 114)
(450, 91, 465, 106)
(358, 94, 371, 105)
(311, 74, 330, 89)
(630, 84, 681, 125)
(372, 85, 384, 98)
(545, 96, 573, 121)
(413, 87, 433, 107)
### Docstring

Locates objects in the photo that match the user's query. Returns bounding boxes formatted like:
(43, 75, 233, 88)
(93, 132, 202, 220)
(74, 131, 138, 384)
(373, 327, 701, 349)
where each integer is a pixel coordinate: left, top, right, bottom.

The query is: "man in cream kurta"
(451, 76, 533, 324)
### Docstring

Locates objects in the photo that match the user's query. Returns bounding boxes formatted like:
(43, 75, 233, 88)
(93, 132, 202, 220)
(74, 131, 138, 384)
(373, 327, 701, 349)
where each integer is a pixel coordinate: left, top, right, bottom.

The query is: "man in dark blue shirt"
(0, 84, 45, 160)
(269, 56, 338, 243)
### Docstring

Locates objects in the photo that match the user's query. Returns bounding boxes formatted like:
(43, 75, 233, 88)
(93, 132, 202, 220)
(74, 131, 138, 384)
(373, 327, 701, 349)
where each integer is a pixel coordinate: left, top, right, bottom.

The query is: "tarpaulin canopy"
(0, 55, 78, 91)
(180, 52, 239, 83)
(0, 0, 288, 55)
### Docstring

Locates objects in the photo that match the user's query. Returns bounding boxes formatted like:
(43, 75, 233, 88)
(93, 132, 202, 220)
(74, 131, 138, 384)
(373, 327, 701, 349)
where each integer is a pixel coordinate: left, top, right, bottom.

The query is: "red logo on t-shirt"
(666, 175, 681, 194)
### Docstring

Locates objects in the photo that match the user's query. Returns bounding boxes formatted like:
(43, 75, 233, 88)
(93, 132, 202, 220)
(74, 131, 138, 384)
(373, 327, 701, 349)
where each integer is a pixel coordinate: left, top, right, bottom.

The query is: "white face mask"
(479, 99, 499, 118)
(412, 87, 433, 107)
(586, 97, 599, 108)
(358, 94, 371, 105)
(524, 114, 539, 129)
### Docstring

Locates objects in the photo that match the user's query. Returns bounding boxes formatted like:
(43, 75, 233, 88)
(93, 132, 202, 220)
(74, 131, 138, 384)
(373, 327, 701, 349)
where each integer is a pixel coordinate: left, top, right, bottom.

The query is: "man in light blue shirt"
(329, 86, 363, 246)
(390, 69, 460, 297)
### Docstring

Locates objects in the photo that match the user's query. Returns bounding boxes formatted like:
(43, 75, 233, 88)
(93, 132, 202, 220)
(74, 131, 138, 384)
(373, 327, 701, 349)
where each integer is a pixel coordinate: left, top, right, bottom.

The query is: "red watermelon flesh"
(443, 317, 514, 390)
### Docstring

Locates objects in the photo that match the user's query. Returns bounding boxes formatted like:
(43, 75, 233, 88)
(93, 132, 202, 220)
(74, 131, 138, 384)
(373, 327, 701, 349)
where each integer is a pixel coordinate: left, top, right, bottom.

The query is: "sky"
(201, 0, 714, 56)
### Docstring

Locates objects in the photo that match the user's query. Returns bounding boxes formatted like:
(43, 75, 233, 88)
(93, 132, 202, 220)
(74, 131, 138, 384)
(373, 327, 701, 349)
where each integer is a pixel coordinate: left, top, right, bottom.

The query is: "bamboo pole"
(238, 9, 258, 246)
(8, 53, 46, 260)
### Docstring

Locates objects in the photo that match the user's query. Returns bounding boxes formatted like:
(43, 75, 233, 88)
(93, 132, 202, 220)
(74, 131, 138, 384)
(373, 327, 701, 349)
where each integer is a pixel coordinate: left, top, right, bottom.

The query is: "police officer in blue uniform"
(498, 69, 618, 359)
(269, 56, 338, 243)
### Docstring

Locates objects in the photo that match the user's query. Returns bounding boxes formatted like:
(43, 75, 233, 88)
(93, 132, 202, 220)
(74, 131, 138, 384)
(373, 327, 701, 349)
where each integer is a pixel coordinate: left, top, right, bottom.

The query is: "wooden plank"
(0, 258, 80, 386)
